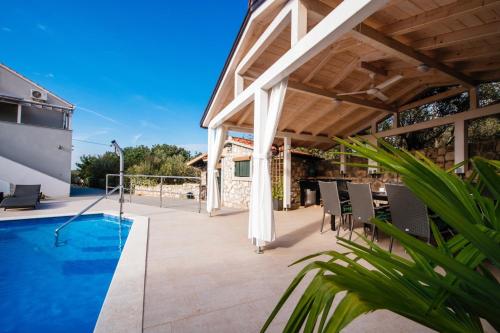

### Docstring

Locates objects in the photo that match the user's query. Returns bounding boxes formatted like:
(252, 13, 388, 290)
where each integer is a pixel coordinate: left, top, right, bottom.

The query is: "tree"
(76, 144, 199, 188)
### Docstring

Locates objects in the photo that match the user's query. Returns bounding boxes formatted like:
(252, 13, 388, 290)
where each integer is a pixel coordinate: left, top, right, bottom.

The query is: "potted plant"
(272, 180, 283, 211)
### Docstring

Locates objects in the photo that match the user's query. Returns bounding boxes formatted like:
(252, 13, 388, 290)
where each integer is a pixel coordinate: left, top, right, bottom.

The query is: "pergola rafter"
(202, 0, 500, 248)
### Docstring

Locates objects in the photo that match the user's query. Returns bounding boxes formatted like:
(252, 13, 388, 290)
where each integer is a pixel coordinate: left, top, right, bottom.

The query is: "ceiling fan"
(336, 74, 403, 102)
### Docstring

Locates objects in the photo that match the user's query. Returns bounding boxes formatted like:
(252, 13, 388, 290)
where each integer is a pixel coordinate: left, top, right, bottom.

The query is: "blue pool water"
(0, 213, 132, 333)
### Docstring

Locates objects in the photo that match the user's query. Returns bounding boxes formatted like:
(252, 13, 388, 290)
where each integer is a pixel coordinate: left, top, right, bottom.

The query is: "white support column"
(368, 122, 378, 174)
(339, 144, 346, 175)
(16, 104, 22, 124)
(207, 126, 227, 215)
(291, 0, 308, 46)
(235, 74, 244, 97)
(392, 112, 399, 128)
(283, 136, 292, 210)
(454, 119, 467, 174)
(249, 79, 288, 252)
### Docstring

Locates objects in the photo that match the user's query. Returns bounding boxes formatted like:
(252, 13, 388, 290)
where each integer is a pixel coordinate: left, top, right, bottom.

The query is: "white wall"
(0, 155, 70, 197)
(0, 65, 72, 108)
(0, 121, 72, 182)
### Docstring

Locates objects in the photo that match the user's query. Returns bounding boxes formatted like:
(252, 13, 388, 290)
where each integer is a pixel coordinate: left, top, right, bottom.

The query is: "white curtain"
(248, 79, 288, 246)
(283, 136, 291, 209)
(206, 126, 226, 214)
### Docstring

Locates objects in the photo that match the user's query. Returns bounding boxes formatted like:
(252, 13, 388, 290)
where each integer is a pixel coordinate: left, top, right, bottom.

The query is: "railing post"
(160, 177, 163, 208)
(105, 174, 109, 198)
(129, 176, 132, 203)
(198, 180, 202, 213)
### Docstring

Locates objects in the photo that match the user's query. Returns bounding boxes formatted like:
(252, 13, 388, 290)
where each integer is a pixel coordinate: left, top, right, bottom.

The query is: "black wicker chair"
(318, 181, 351, 235)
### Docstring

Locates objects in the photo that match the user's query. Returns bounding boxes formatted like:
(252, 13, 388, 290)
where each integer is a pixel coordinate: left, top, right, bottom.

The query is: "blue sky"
(0, 0, 247, 167)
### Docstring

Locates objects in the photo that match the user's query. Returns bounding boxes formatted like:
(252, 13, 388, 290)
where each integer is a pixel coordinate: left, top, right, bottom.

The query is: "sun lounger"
(0, 185, 41, 210)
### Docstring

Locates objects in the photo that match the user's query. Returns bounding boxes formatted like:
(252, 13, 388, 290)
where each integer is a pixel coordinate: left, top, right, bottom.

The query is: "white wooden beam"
(339, 144, 346, 174)
(235, 74, 245, 97)
(208, 0, 390, 128)
(203, 0, 288, 126)
(454, 119, 467, 173)
(350, 24, 476, 88)
(236, 2, 292, 78)
(372, 102, 500, 138)
(291, 0, 307, 46)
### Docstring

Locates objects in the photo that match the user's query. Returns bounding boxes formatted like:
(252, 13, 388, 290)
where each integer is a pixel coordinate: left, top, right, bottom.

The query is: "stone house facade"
(188, 137, 317, 210)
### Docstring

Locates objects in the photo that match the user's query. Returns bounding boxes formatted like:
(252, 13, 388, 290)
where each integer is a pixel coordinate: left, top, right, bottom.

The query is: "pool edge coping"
(94, 211, 149, 333)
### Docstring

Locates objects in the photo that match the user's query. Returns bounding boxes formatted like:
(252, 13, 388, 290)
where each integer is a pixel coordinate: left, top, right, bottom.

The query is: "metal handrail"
(106, 173, 203, 213)
(54, 185, 120, 240)
(107, 173, 201, 180)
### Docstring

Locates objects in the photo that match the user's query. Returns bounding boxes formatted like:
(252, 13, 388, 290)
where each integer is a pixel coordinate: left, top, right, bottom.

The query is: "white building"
(0, 64, 75, 197)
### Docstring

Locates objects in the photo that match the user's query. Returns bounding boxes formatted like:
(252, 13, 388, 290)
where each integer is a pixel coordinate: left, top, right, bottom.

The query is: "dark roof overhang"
(200, 0, 268, 128)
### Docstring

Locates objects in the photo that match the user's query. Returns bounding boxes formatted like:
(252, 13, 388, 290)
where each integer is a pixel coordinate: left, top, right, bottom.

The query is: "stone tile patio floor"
(1, 195, 432, 333)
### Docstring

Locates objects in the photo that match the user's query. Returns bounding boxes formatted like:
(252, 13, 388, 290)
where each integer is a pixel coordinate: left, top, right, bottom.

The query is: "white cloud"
(36, 24, 47, 31)
(45, 73, 54, 78)
(132, 134, 143, 144)
(140, 120, 161, 130)
(74, 129, 109, 141)
(180, 143, 207, 153)
(1, 27, 11, 32)
(78, 106, 124, 126)
(153, 104, 168, 111)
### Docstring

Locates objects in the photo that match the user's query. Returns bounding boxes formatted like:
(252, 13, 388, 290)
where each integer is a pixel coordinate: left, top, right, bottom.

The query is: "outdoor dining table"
(339, 190, 388, 202)
(372, 191, 388, 201)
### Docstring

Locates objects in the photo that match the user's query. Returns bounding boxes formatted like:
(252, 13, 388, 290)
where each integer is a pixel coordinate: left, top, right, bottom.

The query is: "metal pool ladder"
(54, 140, 125, 245)
(54, 185, 121, 243)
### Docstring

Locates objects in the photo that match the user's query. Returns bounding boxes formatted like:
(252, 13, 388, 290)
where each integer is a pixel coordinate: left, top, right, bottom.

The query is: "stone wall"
(134, 182, 200, 199)
(221, 143, 253, 209)
(290, 156, 311, 208)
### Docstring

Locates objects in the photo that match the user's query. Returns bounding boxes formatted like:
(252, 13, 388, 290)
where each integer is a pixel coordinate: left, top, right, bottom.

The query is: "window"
(234, 160, 250, 177)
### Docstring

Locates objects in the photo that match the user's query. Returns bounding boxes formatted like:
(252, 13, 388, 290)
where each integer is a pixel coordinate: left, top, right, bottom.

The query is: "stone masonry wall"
(221, 143, 253, 209)
(134, 182, 200, 199)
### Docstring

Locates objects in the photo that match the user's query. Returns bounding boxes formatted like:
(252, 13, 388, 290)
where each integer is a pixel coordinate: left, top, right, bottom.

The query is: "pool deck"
(1, 195, 433, 333)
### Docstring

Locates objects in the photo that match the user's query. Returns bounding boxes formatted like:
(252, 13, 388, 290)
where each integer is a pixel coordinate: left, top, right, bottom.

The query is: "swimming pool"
(0, 213, 132, 333)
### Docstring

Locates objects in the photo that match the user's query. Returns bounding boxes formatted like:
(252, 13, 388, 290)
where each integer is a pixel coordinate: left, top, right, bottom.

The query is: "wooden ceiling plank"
(294, 100, 340, 134)
(351, 23, 477, 88)
(326, 56, 360, 89)
(288, 81, 397, 113)
(309, 77, 372, 135)
(380, 0, 500, 36)
(359, 61, 388, 76)
(279, 95, 318, 131)
(302, 41, 362, 83)
(412, 20, 500, 51)
(439, 43, 500, 62)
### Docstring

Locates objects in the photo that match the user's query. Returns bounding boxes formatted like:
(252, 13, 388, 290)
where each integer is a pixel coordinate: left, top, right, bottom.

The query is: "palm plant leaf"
(262, 137, 500, 333)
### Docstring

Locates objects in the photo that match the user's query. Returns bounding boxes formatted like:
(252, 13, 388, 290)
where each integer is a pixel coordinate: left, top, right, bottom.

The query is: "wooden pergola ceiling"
(210, 0, 500, 149)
